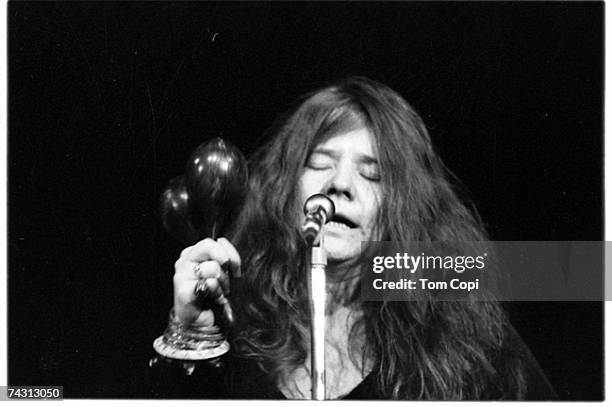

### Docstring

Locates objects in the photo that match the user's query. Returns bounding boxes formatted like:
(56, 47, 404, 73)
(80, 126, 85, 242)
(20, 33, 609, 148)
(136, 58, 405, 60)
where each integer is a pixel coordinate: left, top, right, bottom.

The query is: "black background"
(8, 1, 603, 399)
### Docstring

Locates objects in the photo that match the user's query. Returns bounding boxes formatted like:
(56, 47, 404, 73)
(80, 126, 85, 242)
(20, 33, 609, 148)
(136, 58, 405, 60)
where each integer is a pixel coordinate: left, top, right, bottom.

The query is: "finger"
(192, 309, 215, 326)
(184, 238, 230, 265)
(174, 245, 197, 279)
(216, 237, 242, 277)
(180, 245, 193, 259)
(218, 272, 230, 296)
(194, 261, 222, 279)
(174, 289, 215, 326)
(174, 278, 200, 309)
(192, 279, 234, 328)
(193, 278, 224, 311)
(203, 277, 220, 296)
(174, 256, 199, 280)
(216, 295, 234, 326)
(195, 261, 230, 295)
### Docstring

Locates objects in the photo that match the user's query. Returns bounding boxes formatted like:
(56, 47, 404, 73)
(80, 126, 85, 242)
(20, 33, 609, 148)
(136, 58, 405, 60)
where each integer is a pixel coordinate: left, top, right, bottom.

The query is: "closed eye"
(305, 152, 334, 170)
(359, 163, 380, 182)
(306, 162, 332, 170)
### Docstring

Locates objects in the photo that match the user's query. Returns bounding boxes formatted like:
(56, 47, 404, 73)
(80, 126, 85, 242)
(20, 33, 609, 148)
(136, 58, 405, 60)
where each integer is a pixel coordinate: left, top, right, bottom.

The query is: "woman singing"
(166, 77, 556, 400)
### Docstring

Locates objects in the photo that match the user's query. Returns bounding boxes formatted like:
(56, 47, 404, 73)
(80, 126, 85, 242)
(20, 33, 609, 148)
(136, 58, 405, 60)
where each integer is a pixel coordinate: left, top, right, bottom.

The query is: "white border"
(1, 0, 8, 392)
(0, 1, 607, 406)
(604, 0, 610, 403)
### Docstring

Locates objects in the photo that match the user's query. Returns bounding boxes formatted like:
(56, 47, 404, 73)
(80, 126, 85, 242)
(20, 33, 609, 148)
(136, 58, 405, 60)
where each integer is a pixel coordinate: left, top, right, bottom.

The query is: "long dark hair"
(230, 77, 525, 399)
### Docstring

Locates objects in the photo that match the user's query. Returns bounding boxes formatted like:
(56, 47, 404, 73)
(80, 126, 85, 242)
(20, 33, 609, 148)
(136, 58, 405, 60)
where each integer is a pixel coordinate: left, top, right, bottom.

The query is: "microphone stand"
(308, 235, 326, 400)
(301, 193, 334, 400)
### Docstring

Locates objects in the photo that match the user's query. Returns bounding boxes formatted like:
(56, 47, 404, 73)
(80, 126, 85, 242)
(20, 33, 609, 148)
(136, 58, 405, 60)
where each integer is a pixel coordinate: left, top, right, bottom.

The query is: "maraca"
(159, 176, 200, 246)
(160, 138, 248, 243)
(184, 138, 248, 240)
(154, 137, 248, 366)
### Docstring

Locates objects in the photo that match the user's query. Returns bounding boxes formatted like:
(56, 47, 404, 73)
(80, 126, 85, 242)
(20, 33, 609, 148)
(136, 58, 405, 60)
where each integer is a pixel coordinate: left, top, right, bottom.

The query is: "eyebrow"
(311, 147, 379, 165)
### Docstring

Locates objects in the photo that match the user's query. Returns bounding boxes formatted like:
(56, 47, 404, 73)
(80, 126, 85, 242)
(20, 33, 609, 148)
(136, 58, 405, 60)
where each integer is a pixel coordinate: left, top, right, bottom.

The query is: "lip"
(326, 221, 353, 230)
(329, 212, 358, 229)
(324, 222, 357, 236)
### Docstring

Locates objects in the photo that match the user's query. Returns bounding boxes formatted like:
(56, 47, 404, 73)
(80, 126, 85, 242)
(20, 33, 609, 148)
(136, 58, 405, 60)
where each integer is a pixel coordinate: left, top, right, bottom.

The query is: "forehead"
(314, 127, 377, 157)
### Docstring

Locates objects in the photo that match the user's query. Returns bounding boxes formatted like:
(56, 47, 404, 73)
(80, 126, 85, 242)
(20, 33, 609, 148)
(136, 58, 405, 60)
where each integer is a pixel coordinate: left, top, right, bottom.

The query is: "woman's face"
(299, 127, 382, 265)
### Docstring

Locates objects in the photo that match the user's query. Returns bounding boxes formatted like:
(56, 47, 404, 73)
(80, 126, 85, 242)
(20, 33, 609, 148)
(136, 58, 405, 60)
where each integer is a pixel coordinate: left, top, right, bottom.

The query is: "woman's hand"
(173, 237, 241, 326)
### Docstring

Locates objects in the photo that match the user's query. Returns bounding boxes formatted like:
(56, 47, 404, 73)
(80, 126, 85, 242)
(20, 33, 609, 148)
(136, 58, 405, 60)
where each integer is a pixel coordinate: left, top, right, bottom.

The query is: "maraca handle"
(211, 221, 218, 241)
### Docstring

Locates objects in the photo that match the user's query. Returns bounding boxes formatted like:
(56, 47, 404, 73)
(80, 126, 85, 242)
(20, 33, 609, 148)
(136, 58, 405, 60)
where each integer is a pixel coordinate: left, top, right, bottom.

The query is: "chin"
(323, 237, 360, 264)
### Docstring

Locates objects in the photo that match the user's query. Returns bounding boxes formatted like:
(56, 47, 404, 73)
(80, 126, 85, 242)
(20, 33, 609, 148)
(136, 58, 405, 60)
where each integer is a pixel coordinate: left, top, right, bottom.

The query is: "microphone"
(302, 194, 335, 246)
(302, 194, 334, 400)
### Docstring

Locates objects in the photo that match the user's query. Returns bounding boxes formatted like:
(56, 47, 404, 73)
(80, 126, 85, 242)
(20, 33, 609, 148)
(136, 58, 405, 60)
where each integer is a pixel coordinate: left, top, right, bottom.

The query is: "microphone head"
(303, 193, 335, 220)
(302, 194, 335, 246)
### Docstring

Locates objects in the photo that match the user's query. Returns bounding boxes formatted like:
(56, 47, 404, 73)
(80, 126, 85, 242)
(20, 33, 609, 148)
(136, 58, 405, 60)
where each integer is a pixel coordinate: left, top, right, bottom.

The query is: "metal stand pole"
(309, 244, 326, 400)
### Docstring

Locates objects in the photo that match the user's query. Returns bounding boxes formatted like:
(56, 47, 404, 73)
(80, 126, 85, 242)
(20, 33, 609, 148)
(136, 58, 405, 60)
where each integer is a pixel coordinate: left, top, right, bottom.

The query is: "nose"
(324, 163, 354, 201)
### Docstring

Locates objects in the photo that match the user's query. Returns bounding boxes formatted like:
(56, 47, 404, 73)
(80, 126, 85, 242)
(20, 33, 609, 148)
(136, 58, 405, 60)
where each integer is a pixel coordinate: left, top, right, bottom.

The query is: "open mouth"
(327, 214, 357, 229)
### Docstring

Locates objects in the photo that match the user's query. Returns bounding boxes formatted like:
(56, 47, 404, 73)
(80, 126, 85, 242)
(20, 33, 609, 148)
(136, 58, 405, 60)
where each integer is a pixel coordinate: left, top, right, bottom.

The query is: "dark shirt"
(148, 325, 557, 400)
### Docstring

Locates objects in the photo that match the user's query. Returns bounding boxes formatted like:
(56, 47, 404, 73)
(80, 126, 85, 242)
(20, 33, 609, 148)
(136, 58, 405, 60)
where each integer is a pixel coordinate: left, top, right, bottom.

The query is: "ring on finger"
(194, 278, 222, 308)
(193, 262, 202, 275)
(194, 278, 211, 300)
(193, 261, 224, 280)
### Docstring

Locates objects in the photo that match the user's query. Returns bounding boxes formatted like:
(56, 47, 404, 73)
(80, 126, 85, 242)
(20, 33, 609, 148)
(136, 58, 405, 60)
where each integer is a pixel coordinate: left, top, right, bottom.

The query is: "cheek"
(299, 171, 325, 200)
(298, 178, 315, 206)
(361, 185, 382, 230)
